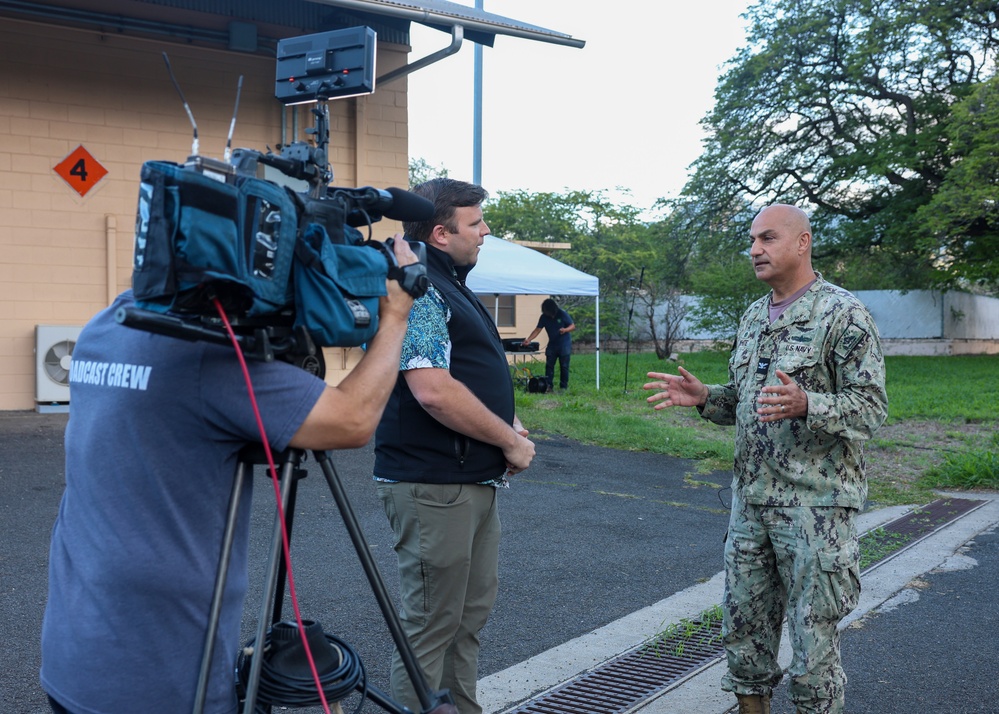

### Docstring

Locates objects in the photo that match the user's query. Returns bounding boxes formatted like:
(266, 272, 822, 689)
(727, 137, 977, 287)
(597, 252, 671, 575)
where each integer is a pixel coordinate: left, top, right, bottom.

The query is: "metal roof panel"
(307, 0, 585, 48)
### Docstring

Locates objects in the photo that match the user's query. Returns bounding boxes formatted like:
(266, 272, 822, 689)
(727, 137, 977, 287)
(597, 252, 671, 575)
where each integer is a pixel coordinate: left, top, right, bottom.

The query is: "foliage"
(408, 157, 448, 187)
(858, 527, 913, 569)
(415, 0, 999, 334)
(644, 290, 688, 359)
(629, 202, 701, 356)
(482, 189, 694, 345)
(656, 196, 764, 340)
(482, 190, 617, 341)
(686, 253, 766, 341)
(917, 76, 999, 292)
(922, 445, 999, 490)
(482, 189, 613, 244)
(642, 604, 723, 659)
(684, 0, 999, 291)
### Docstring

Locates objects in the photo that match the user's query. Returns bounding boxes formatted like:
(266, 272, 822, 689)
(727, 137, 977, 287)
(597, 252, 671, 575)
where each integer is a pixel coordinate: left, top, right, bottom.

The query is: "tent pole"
(595, 295, 600, 390)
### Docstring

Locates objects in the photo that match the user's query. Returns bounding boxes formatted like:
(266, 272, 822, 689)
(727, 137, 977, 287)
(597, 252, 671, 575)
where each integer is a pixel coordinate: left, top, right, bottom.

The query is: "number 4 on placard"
(54, 145, 109, 197)
(69, 158, 89, 182)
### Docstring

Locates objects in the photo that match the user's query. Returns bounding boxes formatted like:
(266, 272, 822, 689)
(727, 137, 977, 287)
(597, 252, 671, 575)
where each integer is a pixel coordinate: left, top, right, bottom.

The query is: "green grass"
(515, 351, 735, 470)
(858, 527, 914, 569)
(641, 604, 724, 659)
(881, 355, 999, 422)
(514, 350, 999, 503)
(920, 431, 999, 490)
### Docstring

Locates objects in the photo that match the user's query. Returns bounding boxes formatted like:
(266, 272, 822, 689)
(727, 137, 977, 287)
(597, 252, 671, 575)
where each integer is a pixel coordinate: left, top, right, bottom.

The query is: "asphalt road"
(4, 411, 997, 714)
(1, 410, 731, 713)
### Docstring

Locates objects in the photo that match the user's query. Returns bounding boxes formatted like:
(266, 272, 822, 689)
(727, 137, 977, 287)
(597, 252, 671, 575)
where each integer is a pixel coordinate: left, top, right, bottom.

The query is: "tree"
(408, 157, 448, 187)
(484, 190, 648, 342)
(643, 289, 688, 359)
(652, 196, 762, 343)
(686, 255, 767, 342)
(564, 197, 694, 348)
(685, 0, 999, 291)
(624, 202, 702, 356)
(483, 189, 609, 244)
(917, 75, 999, 291)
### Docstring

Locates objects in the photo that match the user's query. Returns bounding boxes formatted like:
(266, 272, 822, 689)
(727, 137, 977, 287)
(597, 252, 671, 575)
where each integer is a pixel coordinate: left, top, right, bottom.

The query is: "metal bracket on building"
(376, 24, 463, 87)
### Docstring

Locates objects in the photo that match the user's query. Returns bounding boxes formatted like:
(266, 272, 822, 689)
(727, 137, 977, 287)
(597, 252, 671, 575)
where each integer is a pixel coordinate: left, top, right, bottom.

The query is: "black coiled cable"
(236, 620, 368, 713)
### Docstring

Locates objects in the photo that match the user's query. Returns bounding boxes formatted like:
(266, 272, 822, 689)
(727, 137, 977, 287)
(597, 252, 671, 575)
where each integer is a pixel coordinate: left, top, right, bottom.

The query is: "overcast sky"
(405, 0, 753, 211)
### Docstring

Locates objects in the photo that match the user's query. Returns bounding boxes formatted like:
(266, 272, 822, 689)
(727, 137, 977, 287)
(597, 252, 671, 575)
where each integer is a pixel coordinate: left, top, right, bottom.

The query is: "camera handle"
(374, 238, 429, 299)
(192, 445, 457, 714)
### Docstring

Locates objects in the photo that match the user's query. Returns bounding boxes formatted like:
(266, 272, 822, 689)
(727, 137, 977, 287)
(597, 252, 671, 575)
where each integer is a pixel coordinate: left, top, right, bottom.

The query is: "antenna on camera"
(161, 52, 238, 182)
(223, 75, 243, 163)
(162, 52, 199, 158)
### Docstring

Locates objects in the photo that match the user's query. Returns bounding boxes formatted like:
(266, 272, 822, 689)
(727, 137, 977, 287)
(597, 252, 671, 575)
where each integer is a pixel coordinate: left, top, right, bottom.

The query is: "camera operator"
(40, 238, 419, 714)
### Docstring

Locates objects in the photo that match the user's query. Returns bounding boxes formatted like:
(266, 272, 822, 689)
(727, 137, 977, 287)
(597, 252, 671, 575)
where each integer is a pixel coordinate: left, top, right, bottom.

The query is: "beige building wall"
(493, 294, 547, 346)
(0, 18, 410, 408)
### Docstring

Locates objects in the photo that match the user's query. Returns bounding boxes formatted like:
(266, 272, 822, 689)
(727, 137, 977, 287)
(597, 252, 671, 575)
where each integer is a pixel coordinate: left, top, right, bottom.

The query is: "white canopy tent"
(466, 235, 602, 389)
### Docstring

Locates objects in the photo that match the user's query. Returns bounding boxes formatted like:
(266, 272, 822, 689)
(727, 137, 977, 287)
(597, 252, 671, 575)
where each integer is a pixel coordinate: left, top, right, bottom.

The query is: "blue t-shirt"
(537, 308, 574, 355)
(40, 292, 327, 714)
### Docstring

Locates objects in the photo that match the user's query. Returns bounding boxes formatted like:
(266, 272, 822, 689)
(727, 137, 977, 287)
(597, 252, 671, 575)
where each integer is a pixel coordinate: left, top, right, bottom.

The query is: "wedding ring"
(780, 404, 785, 412)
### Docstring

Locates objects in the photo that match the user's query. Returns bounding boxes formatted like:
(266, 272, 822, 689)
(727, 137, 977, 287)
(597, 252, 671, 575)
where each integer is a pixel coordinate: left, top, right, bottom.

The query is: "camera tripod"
(192, 444, 457, 714)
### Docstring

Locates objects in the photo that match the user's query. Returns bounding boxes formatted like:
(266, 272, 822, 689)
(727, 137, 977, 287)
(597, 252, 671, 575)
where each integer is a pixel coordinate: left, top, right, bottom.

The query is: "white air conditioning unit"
(35, 324, 83, 412)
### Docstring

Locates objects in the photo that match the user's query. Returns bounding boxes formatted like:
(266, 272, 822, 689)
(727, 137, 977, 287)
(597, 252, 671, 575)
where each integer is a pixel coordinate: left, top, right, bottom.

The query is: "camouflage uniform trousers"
(721, 492, 861, 713)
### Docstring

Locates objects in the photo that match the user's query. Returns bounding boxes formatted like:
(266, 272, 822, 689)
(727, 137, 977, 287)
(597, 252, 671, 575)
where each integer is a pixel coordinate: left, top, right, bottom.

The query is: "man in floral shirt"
(373, 178, 534, 714)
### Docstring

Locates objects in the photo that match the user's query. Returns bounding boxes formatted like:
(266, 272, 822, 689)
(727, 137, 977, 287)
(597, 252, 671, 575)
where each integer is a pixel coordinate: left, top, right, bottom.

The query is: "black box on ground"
(503, 338, 539, 352)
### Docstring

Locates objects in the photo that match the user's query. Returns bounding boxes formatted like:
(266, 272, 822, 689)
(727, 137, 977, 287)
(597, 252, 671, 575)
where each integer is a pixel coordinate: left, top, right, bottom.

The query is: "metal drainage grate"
(858, 497, 988, 574)
(507, 619, 723, 714)
(505, 497, 987, 714)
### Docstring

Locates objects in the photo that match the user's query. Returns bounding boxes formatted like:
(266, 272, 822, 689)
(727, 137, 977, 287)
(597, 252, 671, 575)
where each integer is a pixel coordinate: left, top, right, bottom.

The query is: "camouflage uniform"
(700, 275, 887, 713)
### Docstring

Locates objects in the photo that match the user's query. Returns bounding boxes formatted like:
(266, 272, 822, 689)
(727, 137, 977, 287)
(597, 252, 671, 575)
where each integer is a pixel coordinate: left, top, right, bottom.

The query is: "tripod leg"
(313, 450, 457, 714)
(192, 459, 251, 714)
(360, 682, 415, 714)
(242, 452, 304, 714)
(270, 466, 301, 626)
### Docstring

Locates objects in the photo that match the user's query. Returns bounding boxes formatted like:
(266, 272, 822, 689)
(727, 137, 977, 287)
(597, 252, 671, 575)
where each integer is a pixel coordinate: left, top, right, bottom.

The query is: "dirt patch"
(865, 419, 996, 487)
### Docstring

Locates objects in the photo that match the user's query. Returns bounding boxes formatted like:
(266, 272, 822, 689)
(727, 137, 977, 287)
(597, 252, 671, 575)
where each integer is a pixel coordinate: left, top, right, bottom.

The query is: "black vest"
(373, 244, 515, 483)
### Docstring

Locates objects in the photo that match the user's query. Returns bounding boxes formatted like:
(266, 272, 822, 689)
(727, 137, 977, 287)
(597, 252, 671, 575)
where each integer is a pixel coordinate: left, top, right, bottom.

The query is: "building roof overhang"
(307, 0, 584, 49)
(0, 0, 583, 88)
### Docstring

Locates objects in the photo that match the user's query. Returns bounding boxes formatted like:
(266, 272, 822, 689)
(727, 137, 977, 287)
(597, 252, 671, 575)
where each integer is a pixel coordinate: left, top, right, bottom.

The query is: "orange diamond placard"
(54, 145, 109, 197)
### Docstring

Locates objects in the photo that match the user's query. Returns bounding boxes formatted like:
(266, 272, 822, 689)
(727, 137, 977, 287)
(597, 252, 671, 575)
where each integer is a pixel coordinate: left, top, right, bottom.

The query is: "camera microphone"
(381, 187, 434, 222)
(333, 186, 434, 226)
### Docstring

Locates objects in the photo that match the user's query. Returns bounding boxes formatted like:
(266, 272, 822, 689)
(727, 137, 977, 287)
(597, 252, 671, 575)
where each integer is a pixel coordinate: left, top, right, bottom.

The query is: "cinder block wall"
(0, 19, 410, 408)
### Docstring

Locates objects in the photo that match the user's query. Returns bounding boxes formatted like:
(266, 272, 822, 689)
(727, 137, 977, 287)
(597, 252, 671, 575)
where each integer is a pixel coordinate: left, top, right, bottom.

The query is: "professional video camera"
(120, 27, 432, 363)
